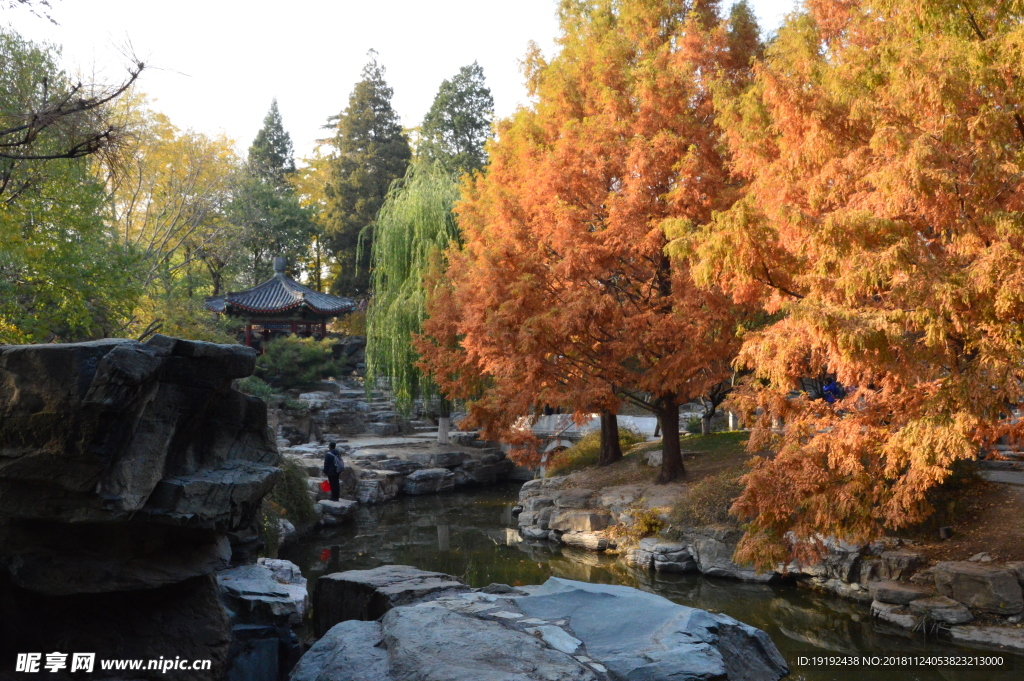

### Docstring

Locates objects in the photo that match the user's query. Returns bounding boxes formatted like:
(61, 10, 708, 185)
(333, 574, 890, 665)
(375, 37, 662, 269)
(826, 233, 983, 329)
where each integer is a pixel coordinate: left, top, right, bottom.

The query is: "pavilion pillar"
(290, 320, 297, 336)
(245, 322, 252, 347)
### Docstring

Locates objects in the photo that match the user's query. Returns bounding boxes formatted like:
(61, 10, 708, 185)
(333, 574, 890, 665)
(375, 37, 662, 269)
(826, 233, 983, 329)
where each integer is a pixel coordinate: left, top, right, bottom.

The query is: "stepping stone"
(868, 580, 934, 605)
(909, 595, 973, 624)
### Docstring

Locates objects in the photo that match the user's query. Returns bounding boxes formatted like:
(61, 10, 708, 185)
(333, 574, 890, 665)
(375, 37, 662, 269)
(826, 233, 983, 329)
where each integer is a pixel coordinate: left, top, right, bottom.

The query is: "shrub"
(685, 416, 703, 434)
(627, 503, 665, 540)
(237, 375, 276, 402)
(333, 309, 366, 336)
(256, 336, 340, 389)
(670, 468, 745, 527)
(546, 424, 647, 476)
(258, 499, 282, 558)
(270, 457, 318, 528)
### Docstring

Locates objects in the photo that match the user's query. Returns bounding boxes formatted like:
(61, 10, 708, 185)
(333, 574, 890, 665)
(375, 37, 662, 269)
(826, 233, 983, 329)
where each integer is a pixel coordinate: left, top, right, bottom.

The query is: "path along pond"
(281, 483, 1022, 681)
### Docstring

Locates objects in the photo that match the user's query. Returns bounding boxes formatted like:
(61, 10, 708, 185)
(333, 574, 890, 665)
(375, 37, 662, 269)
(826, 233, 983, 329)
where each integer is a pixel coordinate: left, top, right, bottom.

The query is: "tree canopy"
(420, 0, 760, 482)
(686, 0, 1024, 566)
(418, 62, 494, 176)
(324, 53, 412, 296)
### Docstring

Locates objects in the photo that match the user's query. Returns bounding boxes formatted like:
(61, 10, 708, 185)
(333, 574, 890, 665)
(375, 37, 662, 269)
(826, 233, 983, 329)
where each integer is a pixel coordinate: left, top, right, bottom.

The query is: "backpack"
(323, 450, 340, 476)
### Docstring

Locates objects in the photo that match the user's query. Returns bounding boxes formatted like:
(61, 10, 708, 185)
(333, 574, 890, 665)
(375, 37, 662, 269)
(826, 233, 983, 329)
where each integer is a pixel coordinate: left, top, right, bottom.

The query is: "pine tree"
(324, 52, 412, 296)
(418, 62, 494, 176)
(230, 101, 313, 284)
(248, 99, 295, 184)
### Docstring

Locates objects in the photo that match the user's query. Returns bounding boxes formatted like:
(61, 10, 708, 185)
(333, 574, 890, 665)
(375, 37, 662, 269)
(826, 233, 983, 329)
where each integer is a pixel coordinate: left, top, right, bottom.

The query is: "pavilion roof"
(204, 261, 356, 317)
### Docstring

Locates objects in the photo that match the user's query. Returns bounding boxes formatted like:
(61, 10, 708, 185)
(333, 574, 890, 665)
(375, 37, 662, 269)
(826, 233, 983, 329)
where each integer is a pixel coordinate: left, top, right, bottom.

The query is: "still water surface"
(280, 483, 1021, 681)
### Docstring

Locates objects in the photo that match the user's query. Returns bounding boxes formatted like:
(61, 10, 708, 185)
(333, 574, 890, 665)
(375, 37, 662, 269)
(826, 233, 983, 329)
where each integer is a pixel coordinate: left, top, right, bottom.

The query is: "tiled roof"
(204, 273, 356, 316)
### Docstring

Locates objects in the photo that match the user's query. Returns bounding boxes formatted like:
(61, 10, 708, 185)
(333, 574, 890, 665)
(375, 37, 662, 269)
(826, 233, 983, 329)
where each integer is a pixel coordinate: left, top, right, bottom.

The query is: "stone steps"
(979, 459, 1024, 471)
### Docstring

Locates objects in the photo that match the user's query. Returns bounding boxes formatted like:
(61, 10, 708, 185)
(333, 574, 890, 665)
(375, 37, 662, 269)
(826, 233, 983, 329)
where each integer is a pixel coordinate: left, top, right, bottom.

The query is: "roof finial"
(273, 256, 287, 275)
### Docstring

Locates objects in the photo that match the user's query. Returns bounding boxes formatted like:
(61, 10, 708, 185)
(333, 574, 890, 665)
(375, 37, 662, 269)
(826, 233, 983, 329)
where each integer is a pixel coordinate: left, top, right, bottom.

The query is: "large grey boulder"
(0, 336, 279, 526)
(356, 470, 402, 504)
(681, 527, 781, 583)
(294, 575, 788, 681)
(217, 559, 308, 626)
(313, 565, 470, 636)
(867, 580, 934, 605)
(908, 595, 973, 624)
(549, 510, 612, 533)
(933, 561, 1024, 615)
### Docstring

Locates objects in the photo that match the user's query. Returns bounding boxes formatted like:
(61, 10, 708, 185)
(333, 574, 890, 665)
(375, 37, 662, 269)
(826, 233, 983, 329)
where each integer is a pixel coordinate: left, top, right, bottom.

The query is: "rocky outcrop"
(0, 336, 281, 679)
(402, 467, 455, 495)
(313, 565, 471, 636)
(932, 561, 1024, 615)
(294, 571, 789, 681)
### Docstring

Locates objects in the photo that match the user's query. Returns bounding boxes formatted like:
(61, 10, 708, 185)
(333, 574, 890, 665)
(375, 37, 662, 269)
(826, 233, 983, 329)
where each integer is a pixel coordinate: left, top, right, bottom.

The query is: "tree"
(420, 0, 759, 482)
(688, 0, 1024, 567)
(323, 52, 411, 296)
(365, 160, 460, 442)
(418, 62, 494, 176)
(229, 100, 315, 286)
(249, 99, 295, 183)
(0, 27, 142, 203)
(0, 27, 141, 342)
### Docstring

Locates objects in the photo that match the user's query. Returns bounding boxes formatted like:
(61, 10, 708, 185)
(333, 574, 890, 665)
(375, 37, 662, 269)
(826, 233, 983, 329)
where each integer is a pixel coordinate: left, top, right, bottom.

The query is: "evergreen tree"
(418, 62, 494, 176)
(230, 101, 314, 285)
(248, 99, 295, 184)
(324, 52, 412, 296)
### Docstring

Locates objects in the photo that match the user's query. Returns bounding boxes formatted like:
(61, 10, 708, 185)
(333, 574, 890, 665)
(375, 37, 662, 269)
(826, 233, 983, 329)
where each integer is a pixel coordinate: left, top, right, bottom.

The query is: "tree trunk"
(727, 410, 737, 431)
(437, 397, 451, 445)
(598, 411, 622, 466)
(657, 394, 685, 483)
(701, 412, 712, 435)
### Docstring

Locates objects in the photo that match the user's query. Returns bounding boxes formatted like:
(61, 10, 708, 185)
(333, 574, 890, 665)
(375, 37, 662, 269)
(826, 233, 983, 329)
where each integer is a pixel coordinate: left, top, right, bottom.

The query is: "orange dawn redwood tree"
(418, 0, 760, 482)
(683, 0, 1024, 565)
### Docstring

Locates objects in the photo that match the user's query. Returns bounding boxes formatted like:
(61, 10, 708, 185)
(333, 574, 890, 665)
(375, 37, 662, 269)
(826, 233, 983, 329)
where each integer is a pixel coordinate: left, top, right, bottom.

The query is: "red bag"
(319, 479, 332, 493)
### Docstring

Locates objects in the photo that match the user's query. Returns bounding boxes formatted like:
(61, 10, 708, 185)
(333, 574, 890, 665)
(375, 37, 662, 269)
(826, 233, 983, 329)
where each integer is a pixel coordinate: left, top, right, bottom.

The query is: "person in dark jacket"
(323, 442, 344, 501)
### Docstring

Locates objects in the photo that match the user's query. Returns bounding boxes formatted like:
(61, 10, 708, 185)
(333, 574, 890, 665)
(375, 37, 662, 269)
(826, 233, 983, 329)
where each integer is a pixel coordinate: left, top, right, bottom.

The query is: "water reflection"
(280, 484, 1021, 681)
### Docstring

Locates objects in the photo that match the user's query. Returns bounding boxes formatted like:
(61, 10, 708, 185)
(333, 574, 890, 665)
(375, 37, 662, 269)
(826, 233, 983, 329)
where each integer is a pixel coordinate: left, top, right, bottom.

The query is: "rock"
(356, 470, 402, 504)
(516, 578, 788, 680)
(0, 336, 278, 527)
(549, 510, 612, 533)
(626, 538, 696, 573)
(0, 572, 230, 681)
(644, 449, 662, 467)
(871, 600, 917, 629)
(294, 575, 788, 681)
(947, 624, 1024, 653)
(1006, 562, 1024, 586)
(908, 595, 973, 624)
(278, 518, 297, 545)
(525, 625, 583, 654)
(455, 460, 499, 485)
(522, 525, 549, 540)
(553, 488, 595, 508)
(430, 451, 470, 468)
(969, 552, 994, 563)
(217, 562, 308, 625)
(290, 620, 389, 681)
(523, 496, 555, 513)
(366, 422, 400, 437)
(377, 458, 424, 476)
(317, 499, 358, 524)
(878, 550, 925, 580)
(402, 467, 456, 495)
(0, 522, 231, 595)
(561, 532, 609, 551)
(682, 527, 781, 582)
(933, 561, 1024, 615)
(867, 580, 935, 605)
(313, 565, 470, 636)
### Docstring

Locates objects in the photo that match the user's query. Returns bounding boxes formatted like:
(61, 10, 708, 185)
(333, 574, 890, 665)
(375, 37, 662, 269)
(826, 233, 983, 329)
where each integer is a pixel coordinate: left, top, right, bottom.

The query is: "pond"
(280, 483, 1021, 681)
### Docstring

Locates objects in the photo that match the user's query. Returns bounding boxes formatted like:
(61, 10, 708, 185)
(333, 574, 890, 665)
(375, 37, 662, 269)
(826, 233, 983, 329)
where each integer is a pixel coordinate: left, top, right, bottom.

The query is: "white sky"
(3, 0, 797, 159)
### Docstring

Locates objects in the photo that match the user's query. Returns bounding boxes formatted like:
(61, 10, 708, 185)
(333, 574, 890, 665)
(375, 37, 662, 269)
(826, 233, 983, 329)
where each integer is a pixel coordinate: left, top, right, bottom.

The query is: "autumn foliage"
(683, 0, 1024, 566)
(418, 0, 759, 482)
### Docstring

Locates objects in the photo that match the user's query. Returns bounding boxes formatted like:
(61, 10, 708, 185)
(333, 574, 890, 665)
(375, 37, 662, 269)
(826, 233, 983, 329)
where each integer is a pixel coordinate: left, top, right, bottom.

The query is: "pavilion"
(204, 257, 357, 348)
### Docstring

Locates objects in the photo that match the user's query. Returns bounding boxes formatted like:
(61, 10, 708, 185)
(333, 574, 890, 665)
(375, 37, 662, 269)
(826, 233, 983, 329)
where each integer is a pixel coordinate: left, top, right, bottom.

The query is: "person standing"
(323, 441, 344, 501)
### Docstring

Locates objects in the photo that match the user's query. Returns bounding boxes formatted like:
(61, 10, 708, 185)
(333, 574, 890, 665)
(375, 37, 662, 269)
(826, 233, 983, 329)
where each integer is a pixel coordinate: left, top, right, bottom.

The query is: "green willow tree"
(418, 62, 494, 176)
(324, 52, 411, 296)
(364, 161, 460, 442)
